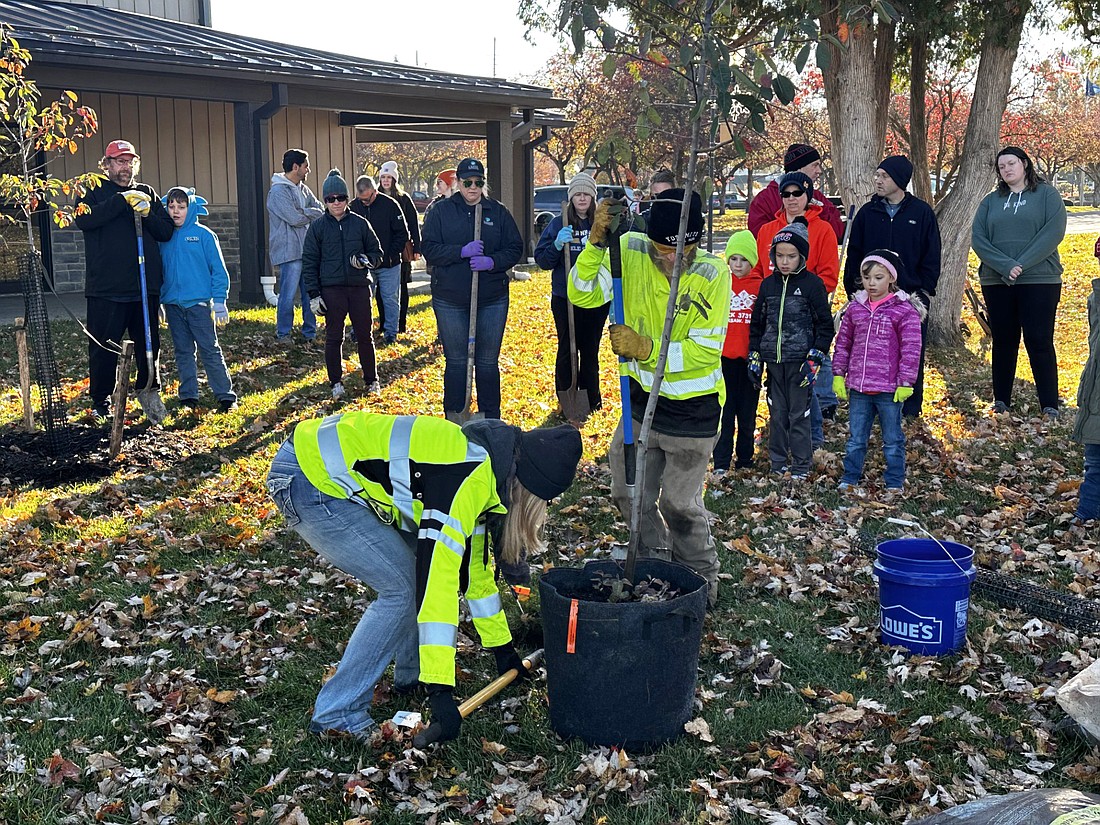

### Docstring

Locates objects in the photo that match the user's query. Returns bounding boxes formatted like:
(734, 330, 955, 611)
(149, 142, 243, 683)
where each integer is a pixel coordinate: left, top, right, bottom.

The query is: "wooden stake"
(108, 341, 134, 460)
(14, 317, 33, 431)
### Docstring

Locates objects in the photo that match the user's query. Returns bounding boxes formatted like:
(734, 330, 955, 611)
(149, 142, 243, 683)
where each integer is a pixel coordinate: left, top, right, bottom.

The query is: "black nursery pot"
(538, 558, 707, 751)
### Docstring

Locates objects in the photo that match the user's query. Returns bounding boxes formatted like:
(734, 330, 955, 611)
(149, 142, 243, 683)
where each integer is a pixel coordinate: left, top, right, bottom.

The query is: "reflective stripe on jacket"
(293, 412, 511, 685)
(568, 233, 729, 405)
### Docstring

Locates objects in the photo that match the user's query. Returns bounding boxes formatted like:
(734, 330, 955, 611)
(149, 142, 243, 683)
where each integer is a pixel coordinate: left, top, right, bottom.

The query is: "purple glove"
(469, 255, 493, 272)
(460, 240, 484, 258)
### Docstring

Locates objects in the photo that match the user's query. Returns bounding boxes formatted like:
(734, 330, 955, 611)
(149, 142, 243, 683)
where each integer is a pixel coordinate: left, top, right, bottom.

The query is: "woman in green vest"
(266, 412, 582, 743)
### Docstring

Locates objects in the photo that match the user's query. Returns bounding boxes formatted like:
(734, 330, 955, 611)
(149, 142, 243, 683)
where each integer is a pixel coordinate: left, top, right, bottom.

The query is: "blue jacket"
(421, 193, 523, 307)
(534, 214, 592, 299)
(158, 189, 229, 307)
(843, 193, 942, 299)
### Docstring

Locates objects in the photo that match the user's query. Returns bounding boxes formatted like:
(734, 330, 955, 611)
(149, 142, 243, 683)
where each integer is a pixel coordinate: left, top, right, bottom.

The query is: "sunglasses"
(780, 189, 806, 199)
(325, 194, 348, 203)
(461, 179, 485, 189)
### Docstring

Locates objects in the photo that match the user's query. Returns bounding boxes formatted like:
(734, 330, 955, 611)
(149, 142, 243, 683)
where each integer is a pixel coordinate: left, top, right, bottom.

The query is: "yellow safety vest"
(293, 412, 511, 686)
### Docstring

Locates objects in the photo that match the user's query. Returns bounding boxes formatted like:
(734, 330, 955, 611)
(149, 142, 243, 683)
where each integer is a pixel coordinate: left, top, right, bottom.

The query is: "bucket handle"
(886, 517, 970, 575)
(641, 606, 698, 639)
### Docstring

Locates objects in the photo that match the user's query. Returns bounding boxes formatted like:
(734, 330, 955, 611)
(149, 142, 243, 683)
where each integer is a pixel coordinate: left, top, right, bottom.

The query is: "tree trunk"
(909, 33, 934, 204)
(929, 6, 1028, 347)
(820, 6, 896, 211)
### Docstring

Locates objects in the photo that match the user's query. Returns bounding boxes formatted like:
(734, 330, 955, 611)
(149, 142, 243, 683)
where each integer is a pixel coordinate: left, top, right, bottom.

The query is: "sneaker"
(331, 382, 345, 400)
(1042, 406, 1059, 419)
(382, 334, 397, 346)
(790, 472, 809, 481)
(838, 481, 854, 491)
(217, 400, 238, 413)
(821, 405, 837, 421)
(92, 401, 111, 425)
(366, 380, 381, 395)
(180, 398, 199, 409)
(276, 336, 292, 350)
(992, 400, 1009, 414)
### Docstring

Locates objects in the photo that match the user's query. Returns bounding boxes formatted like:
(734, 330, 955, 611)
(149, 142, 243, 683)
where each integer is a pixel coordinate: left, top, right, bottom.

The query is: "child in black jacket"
(748, 217, 834, 478)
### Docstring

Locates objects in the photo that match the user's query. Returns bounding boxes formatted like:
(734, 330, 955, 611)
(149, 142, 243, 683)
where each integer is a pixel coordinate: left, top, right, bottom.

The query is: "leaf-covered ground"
(0, 234, 1098, 824)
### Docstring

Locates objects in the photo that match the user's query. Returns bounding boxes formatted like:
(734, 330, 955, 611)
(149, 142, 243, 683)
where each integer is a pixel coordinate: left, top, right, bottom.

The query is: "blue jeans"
(275, 259, 316, 340)
(842, 390, 906, 488)
(1079, 443, 1100, 521)
(164, 303, 236, 403)
(810, 355, 835, 447)
(433, 294, 509, 419)
(266, 440, 418, 734)
(375, 264, 402, 340)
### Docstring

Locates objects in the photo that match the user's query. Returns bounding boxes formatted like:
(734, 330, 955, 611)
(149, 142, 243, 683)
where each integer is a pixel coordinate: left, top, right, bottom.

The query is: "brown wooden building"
(3, 0, 566, 301)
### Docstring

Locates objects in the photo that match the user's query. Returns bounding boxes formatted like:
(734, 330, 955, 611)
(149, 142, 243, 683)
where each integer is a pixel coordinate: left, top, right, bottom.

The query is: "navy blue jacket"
(534, 214, 593, 299)
(421, 193, 523, 307)
(843, 193, 942, 299)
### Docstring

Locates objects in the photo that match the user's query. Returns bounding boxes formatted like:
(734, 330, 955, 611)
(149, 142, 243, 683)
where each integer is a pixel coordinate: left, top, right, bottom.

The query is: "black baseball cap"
(456, 157, 485, 179)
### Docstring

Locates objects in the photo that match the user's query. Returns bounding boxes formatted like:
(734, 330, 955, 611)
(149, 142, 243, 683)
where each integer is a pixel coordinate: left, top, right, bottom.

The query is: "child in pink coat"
(833, 250, 925, 490)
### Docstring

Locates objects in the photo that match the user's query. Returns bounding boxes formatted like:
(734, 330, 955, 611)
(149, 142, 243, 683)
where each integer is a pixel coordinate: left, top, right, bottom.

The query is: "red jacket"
(751, 204, 841, 293)
(748, 179, 844, 241)
(721, 267, 764, 359)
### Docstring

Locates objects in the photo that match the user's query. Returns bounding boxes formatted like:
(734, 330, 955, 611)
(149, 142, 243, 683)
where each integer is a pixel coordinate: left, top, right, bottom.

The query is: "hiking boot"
(992, 400, 1009, 414)
(217, 400, 238, 413)
(276, 336, 293, 350)
(180, 398, 199, 410)
(331, 382, 345, 400)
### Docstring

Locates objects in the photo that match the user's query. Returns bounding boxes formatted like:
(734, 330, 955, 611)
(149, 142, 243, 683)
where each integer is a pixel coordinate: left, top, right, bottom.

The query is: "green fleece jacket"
(971, 182, 1066, 286)
(1074, 278, 1100, 446)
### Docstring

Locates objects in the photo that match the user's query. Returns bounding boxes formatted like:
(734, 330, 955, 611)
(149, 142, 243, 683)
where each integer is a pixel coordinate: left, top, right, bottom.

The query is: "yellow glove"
(122, 190, 151, 217)
(588, 197, 626, 248)
(893, 386, 914, 403)
(832, 375, 847, 401)
(608, 323, 653, 361)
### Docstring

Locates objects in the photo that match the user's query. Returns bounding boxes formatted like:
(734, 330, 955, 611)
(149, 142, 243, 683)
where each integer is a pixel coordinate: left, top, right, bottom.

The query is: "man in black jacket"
(75, 139, 175, 422)
(842, 155, 942, 418)
(351, 175, 409, 345)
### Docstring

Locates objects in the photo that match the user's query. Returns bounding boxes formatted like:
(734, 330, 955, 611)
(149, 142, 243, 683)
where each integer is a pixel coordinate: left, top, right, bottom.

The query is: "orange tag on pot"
(567, 599, 579, 653)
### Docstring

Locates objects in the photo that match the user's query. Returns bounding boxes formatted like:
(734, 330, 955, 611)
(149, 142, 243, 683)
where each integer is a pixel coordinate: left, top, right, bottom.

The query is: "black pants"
(981, 282, 1061, 410)
(765, 361, 812, 474)
(87, 296, 161, 405)
(322, 285, 376, 386)
(377, 263, 412, 334)
(904, 291, 930, 418)
(713, 356, 760, 470)
(550, 295, 610, 409)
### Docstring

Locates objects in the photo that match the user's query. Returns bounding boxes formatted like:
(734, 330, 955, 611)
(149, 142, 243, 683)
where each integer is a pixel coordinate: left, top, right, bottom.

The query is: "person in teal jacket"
(267, 412, 582, 742)
(971, 146, 1067, 417)
(159, 186, 237, 412)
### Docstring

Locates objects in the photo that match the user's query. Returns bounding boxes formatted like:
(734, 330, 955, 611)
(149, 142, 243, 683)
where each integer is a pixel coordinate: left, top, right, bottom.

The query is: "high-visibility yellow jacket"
(569, 233, 729, 407)
(293, 412, 511, 686)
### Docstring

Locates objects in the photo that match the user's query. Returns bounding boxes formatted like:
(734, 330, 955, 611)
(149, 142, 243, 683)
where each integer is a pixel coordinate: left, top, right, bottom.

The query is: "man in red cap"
(748, 143, 844, 241)
(75, 139, 174, 423)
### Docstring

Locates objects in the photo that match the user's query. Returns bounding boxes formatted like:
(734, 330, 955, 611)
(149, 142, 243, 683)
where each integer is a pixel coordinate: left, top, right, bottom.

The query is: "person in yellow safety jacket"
(266, 412, 582, 743)
(568, 189, 730, 607)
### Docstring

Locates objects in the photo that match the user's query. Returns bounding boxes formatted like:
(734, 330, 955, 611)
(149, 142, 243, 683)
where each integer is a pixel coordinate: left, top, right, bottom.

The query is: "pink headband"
(862, 254, 897, 282)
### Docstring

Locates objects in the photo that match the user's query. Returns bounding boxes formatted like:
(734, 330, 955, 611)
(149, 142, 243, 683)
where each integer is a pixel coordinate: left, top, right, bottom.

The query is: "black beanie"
(770, 216, 811, 268)
(516, 425, 582, 501)
(861, 248, 906, 283)
(646, 189, 704, 245)
(784, 143, 821, 172)
(878, 155, 913, 190)
(778, 171, 814, 205)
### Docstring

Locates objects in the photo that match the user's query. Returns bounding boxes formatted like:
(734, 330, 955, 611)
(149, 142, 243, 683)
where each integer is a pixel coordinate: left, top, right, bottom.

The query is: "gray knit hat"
(567, 172, 598, 201)
(769, 216, 811, 269)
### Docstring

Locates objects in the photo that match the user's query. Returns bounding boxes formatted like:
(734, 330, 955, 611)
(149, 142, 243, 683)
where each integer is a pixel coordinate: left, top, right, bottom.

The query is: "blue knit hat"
(322, 168, 348, 199)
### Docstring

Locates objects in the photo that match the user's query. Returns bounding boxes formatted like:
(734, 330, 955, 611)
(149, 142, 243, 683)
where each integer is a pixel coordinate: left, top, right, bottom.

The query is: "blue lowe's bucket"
(873, 538, 977, 656)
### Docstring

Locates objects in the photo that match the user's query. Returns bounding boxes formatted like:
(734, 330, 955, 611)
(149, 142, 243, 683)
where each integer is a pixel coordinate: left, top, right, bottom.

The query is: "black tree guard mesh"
(19, 250, 70, 455)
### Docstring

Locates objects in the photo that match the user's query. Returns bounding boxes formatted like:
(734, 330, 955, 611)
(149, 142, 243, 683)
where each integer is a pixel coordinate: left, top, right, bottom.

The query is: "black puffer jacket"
(748, 268, 833, 363)
(349, 192, 408, 269)
(302, 212, 383, 296)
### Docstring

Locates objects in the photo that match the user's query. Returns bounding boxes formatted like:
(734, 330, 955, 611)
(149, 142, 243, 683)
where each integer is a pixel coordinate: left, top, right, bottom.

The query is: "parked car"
(709, 193, 746, 211)
(411, 191, 430, 213)
(533, 184, 629, 221)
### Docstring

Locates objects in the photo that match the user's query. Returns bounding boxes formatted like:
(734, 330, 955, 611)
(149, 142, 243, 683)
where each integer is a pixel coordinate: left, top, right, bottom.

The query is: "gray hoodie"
(266, 172, 324, 266)
(971, 182, 1066, 287)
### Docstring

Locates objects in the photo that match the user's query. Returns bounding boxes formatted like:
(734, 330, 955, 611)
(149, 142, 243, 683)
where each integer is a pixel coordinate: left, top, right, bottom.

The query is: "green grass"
(0, 238, 1098, 823)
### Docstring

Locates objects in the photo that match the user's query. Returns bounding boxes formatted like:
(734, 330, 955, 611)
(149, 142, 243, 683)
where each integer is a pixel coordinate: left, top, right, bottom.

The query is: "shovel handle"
(609, 239, 635, 487)
(412, 650, 543, 749)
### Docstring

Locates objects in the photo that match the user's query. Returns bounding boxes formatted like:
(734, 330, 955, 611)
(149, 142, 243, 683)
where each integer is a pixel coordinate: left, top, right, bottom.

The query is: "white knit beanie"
(379, 161, 399, 184)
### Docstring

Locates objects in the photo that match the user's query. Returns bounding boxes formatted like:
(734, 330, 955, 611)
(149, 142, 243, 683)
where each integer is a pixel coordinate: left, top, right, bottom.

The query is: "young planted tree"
(0, 25, 101, 451)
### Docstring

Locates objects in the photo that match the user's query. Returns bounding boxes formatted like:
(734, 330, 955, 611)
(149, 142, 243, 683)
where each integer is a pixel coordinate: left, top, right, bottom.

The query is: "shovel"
(133, 211, 167, 425)
(556, 201, 591, 424)
(410, 648, 543, 748)
(446, 201, 485, 425)
(608, 235, 635, 505)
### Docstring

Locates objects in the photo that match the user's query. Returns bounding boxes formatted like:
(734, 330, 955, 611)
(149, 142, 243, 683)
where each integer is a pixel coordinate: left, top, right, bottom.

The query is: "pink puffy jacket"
(833, 290, 924, 394)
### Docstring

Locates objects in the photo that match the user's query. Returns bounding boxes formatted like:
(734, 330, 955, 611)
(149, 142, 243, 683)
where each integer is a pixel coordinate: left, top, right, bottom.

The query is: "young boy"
(747, 217, 833, 479)
(159, 187, 237, 412)
(713, 230, 763, 474)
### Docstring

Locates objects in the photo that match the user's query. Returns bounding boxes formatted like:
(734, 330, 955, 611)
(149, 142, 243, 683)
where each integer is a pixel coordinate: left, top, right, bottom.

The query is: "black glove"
(491, 643, 530, 684)
(427, 685, 462, 742)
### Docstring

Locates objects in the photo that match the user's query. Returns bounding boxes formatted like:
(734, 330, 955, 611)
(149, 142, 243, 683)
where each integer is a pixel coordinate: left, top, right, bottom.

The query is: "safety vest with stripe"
(293, 412, 511, 686)
(568, 233, 729, 405)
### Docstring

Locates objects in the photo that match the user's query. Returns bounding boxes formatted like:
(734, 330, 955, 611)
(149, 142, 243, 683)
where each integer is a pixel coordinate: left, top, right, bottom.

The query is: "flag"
(1058, 51, 1079, 74)
(1087, 77, 1100, 97)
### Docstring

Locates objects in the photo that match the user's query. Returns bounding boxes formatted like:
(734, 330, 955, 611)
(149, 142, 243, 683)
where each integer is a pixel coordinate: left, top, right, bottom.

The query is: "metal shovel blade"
(446, 408, 484, 426)
(557, 387, 591, 425)
(137, 387, 167, 425)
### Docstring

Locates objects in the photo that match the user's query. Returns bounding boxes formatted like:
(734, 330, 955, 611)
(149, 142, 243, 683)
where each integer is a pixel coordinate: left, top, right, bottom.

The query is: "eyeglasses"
(325, 194, 348, 203)
(461, 179, 485, 189)
(780, 190, 805, 199)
